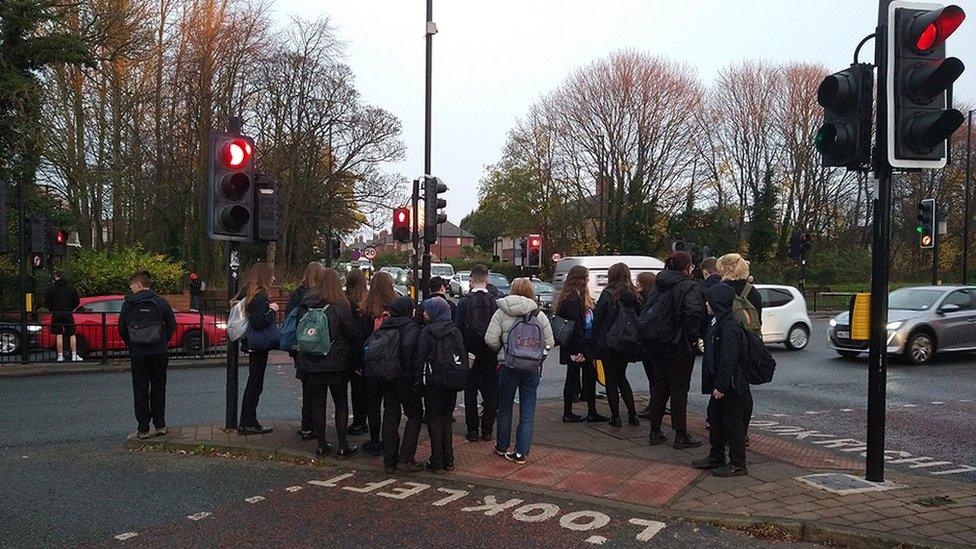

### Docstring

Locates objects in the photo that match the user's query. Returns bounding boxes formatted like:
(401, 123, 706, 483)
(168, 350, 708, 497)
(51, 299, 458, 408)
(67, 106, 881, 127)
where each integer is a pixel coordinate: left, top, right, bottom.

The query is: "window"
(759, 288, 793, 308)
(78, 299, 124, 313)
(942, 290, 974, 312)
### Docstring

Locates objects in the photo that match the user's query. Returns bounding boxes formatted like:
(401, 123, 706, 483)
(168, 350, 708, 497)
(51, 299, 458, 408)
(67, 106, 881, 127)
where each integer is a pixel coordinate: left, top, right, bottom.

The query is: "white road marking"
(342, 479, 398, 494)
(931, 401, 945, 405)
(960, 399, 973, 403)
(901, 404, 918, 408)
(244, 496, 265, 504)
(803, 411, 823, 415)
(839, 408, 855, 412)
(376, 482, 430, 500)
(285, 486, 303, 493)
(114, 532, 138, 541)
(187, 512, 211, 521)
(585, 535, 608, 545)
(308, 473, 354, 487)
(559, 511, 612, 531)
(630, 518, 667, 541)
(461, 496, 523, 516)
(771, 413, 788, 418)
(431, 488, 468, 506)
(512, 503, 560, 523)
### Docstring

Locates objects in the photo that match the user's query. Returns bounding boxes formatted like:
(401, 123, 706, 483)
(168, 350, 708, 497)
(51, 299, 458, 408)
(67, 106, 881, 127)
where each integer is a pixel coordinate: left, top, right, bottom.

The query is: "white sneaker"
(56, 356, 65, 362)
(72, 354, 83, 362)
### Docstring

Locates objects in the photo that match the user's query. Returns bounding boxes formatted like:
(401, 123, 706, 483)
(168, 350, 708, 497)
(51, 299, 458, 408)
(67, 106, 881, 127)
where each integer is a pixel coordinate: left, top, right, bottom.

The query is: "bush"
(72, 246, 185, 296)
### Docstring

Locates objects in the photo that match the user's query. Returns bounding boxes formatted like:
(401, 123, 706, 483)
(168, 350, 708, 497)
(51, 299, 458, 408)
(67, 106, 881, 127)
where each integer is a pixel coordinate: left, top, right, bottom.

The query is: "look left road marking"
(187, 512, 211, 521)
(285, 486, 303, 493)
(585, 535, 607, 545)
(114, 533, 138, 541)
(245, 496, 265, 504)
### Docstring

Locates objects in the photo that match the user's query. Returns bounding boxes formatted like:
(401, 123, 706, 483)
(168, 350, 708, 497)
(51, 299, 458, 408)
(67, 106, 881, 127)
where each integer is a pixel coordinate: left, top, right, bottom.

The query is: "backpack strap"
(741, 282, 753, 299)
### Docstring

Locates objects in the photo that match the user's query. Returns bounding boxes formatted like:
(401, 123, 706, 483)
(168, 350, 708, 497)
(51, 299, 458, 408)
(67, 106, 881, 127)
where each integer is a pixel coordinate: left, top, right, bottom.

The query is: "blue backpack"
(279, 307, 299, 351)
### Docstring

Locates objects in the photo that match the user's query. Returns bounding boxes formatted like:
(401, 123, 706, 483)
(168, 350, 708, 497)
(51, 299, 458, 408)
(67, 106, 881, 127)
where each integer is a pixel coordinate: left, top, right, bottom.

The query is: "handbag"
(247, 311, 281, 352)
(550, 315, 575, 346)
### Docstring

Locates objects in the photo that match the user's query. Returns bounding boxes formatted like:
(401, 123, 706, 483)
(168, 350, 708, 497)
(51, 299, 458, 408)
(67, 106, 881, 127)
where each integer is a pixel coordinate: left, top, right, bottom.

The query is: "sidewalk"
(126, 397, 976, 548)
(0, 357, 227, 378)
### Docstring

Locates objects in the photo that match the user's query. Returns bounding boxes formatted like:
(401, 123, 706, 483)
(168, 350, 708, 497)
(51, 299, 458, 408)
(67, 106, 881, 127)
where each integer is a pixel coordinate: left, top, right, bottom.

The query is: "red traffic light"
(220, 139, 253, 168)
(56, 230, 67, 244)
(393, 207, 411, 243)
(528, 235, 541, 249)
(911, 5, 965, 53)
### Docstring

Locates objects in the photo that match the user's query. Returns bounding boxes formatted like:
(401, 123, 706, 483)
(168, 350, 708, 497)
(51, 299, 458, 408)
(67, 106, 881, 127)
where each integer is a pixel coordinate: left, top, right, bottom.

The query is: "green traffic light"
(916, 225, 924, 233)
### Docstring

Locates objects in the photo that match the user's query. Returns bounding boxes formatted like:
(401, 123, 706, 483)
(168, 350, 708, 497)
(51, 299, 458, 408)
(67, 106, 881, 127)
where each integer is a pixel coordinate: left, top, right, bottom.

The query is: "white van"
(430, 263, 455, 278)
(552, 256, 665, 299)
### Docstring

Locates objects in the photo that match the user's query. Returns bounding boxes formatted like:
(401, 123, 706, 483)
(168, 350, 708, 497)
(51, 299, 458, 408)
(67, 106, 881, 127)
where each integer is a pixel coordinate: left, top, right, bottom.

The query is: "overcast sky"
(272, 0, 976, 223)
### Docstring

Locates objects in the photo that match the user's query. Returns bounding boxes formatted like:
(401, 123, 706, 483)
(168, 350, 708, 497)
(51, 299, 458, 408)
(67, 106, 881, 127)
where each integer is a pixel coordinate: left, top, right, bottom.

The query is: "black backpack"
(426, 327, 470, 390)
(638, 287, 677, 348)
(740, 327, 776, 385)
(606, 299, 640, 352)
(463, 292, 494, 352)
(363, 324, 401, 380)
(128, 299, 165, 346)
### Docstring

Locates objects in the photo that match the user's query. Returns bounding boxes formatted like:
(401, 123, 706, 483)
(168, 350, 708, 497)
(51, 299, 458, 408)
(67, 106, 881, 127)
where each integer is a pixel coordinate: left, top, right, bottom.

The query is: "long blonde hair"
(717, 253, 750, 282)
(244, 263, 274, 312)
(510, 278, 535, 300)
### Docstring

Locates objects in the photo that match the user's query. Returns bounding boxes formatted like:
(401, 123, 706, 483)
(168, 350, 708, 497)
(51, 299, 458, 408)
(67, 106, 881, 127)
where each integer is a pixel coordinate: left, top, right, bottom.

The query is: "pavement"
(0, 357, 227, 378)
(126, 395, 976, 548)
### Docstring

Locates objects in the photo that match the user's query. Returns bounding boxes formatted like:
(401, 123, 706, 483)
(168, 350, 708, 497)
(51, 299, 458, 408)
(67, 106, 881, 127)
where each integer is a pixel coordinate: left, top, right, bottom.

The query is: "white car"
(449, 271, 471, 297)
(754, 284, 811, 350)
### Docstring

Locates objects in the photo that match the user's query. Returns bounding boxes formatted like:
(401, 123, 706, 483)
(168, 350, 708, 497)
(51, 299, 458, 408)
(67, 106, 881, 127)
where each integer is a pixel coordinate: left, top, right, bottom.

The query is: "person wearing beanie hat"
(188, 272, 204, 311)
(644, 249, 706, 450)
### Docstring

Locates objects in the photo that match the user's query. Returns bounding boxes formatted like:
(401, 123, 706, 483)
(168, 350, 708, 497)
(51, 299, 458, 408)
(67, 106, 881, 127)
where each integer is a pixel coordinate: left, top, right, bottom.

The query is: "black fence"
(0, 310, 228, 365)
(804, 292, 856, 313)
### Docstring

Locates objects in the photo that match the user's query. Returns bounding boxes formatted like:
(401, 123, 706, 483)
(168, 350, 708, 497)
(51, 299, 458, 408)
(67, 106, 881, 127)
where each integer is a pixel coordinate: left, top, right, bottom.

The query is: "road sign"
(363, 246, 377, 260)
(552, 253, 562, 263)
(350, 249, 361, 261)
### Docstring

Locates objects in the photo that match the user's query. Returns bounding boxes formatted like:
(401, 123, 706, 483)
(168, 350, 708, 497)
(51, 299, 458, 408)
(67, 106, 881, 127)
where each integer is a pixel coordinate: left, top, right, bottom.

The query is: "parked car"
(828, 285, 976, 365)
(0, 320, 42, 356)
(37, 295, 228, 358)
(552, 255, 665, 299)
(488, 273, 511, 297)
(754, 284, 812, 350)
(449, 271, 471, 297)
(430, 263, 455, 279)
(531, 279, 556, 313)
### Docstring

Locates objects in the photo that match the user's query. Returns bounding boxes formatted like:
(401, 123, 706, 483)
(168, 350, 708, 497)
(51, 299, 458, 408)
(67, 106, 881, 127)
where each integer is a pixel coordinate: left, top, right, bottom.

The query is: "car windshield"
(459, 273, 469, 280)
(533, 282, 554, 294)
(431, 265, 453, 276)
(489, 274, 509, 286)
(888, 288, 943, 311)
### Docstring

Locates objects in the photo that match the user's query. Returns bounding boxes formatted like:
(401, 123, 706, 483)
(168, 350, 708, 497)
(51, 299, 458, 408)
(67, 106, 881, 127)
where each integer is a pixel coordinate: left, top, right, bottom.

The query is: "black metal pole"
(225, 241, 240, 430)
(930, 171, 938, 286)
(965, 109, 973, 285)
(411, 177, 421, 305)
(866, 0, 892, 483)
(421, 0, 434, 300)
(18, 180, 29, 364)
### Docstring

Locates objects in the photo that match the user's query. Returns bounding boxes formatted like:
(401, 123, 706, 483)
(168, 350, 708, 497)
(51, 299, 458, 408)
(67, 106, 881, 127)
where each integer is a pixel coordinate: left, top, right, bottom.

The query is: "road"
(2, 319, 975, 546)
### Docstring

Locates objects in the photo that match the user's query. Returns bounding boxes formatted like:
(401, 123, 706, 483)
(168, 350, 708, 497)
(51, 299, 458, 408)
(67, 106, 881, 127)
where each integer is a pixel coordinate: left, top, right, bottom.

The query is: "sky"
(271, 0, 976, 224)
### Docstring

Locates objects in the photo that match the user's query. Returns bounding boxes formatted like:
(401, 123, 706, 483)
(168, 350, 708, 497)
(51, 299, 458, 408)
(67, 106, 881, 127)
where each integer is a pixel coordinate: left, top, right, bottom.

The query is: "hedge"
(71, 246, 185, 296)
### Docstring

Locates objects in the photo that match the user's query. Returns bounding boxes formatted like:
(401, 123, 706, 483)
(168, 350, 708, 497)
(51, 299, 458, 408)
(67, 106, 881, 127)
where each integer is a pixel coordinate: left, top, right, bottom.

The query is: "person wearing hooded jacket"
(377, 297, 424, 473)
(646, 251, 705, 449)
(486, 279, 555, 464)
(692, 283, 748, 477)
(415, 297, 461, 473)
(716, 253, 762, 441)
(592, 263, 642, 428)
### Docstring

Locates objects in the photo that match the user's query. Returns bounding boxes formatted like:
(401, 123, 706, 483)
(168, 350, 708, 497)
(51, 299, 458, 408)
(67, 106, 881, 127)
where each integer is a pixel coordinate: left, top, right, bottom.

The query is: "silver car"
(827, 285, 976, 364)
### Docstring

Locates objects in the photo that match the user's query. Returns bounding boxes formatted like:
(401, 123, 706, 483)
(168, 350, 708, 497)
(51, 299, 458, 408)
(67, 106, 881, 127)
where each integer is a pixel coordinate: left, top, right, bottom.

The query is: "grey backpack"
(504, 313, 545, 373)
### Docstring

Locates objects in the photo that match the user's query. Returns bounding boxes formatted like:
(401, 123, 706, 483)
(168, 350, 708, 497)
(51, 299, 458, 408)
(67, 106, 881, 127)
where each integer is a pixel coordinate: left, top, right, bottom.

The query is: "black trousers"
(743, 385, 753, 435)
(648, 348, 694, 433)
(602, 355, 636, 419)
(366, 378, 383, 444)
(310, 381, 349, 450)
(350, 374, 367, 427)
(464, 352, 498, 436)
(707, 393, 746, 468)
(241, 350, 269, 427)
(398, 380, 424, 464)
(424, 386, 457, 469)
(641, 356, 655, 405)
(375, 379, 402, 467)
(300, 375, 313, 432)
(563, 358, 597, 416)
(131, 353, 168, 432)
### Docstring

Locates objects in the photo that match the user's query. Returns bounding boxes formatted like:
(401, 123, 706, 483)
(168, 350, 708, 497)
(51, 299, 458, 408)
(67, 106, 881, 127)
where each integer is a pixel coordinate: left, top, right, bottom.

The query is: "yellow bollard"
(850, 292, 871, 341)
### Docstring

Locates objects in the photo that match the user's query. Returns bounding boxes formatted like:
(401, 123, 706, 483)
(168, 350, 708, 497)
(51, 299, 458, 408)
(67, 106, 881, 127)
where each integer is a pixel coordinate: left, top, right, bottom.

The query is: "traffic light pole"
(18, 179, 29, 364)
(866, 0, 893, 483)
(965, 109, 973, 285)
(421, 0, 434, 300)
(225, 241, 240, 430)
(411, 178, 421, 304)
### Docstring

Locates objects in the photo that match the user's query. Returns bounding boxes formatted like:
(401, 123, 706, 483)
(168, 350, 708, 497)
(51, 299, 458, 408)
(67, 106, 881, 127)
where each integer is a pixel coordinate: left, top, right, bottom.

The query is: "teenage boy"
(456, 265, 498, 442)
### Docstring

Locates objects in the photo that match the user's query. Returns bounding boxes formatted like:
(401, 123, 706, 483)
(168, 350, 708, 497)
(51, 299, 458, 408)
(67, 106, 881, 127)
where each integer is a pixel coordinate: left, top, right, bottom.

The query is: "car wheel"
(837, 351, 860, 360)
(182, 330, 206, 354)
(905, 332, 935, 365)
(784, 323, 809, 350)
(0, 329, 20, 355)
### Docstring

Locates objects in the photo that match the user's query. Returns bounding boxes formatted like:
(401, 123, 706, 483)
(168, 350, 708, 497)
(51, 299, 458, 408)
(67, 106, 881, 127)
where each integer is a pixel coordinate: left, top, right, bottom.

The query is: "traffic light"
(517, 237, 527, 266)
(888, 3, 966, 168)
(254, 173, 279, 242)
(788, 231, 813, 260)
(393, 207, 411, 243)
(423, 176, 447, 245)
(29, 214, 47, 254)
(0, 183, 7, 254)
(816, 63, 874, 169)
(208, 131, 256, 241)
(917, 198, 936, 248)
(527, 234, 542, 268)
(51, 227, 68, 257)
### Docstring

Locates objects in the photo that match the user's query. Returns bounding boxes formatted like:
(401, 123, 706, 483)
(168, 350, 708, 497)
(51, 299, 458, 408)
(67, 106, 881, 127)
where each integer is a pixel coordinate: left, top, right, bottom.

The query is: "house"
(368, 221, 474, 261)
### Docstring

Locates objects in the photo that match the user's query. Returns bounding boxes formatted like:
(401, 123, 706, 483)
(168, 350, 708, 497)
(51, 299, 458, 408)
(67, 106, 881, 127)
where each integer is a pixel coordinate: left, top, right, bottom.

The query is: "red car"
(38, 295, 227, 357)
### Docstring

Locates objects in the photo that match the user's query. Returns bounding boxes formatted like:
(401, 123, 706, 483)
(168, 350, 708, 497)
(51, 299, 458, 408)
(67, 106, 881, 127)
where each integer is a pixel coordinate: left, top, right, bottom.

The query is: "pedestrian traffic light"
(888, 2, 966, 169)
(917, 198, 936, 248)
(29, 213, 47, 254)
(208, 131, 256, 241)
(51, 227, 68, 257)
(788, 231, 813, 260)
(393, 207, 411, 243)
(527, 234, 542, 268)
(816, 63, 874, 169)
(517, 237, 527, 266)
(423, 176, 447, 245)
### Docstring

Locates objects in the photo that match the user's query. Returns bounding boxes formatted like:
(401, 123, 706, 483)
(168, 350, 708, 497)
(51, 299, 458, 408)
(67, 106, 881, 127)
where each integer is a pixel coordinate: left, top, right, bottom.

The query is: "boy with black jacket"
(415, 297, 461, 473)
(456, 264, 498, 442)
(118, 270, 177, 439)
(381, 297, 424, 473)
(693, 283, 748, 477)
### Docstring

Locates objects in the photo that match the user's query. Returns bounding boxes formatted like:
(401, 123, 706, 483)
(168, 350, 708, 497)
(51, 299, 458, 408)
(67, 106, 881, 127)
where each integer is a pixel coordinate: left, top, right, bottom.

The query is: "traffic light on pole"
(917, 198, 936, 248)
(29, 214, 47, 255)
(393, 207, 411, 243)
(527, 234, 542, 268)
(815, 64, 874, 169)
(51, 227, 67, 257)
(788, 230, 813, 260)
(888, 2, 966, 169)
(423, 176, 447, 245)
(207, 131, 256, 241)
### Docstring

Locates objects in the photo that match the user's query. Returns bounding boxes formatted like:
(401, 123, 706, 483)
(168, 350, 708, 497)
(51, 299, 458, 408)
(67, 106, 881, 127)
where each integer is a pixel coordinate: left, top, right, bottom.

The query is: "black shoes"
(585, 412, 610, 423)
(336, 445, 359, 460)
(384, 465, 397, 474)
(238, 424, 273, 435)
(692, 457, 726, 469)
(314, 442, 333, 456)
(673, 433, 703, 449)
(299, 430, 316, 441)
(347, 423, 367, 436)
(363, 440, 382, 456)
(608, 416, 623, 428)
(481, 432, 493, 441)
(444, 462, 456, 472)
(426, 461, 447, 474)
(636, 408, 653, 420)
(504, 452, 527, 465)
(465, 431, 480, 442)
(562, 413, 585, 423)
(627, 413, 640, 426)
(398, 460, 427, 472)
(712, 464, 748, 477)
(648, 430, 668, 445)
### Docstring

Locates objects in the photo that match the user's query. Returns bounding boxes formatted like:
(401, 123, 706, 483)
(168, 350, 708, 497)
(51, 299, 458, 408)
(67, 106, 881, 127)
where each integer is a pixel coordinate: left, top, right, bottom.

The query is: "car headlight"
(27, 324, 42, 333)
(216, 321, 228, 330)
(886, 321, 904, 331)
(828, 319, 837, 327)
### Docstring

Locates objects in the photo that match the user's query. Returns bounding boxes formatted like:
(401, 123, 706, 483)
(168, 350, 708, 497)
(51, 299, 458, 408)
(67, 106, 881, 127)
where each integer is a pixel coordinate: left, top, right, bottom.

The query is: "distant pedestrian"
(693, 283, 748, 477)
(188, 273, 205, 311)
(45, 271, 82, 362)
(428, 276, 457, 320)
(119, 270, 177, 439)
(238, 263, 279, 435)
(487, 278, 554, 464)
(554, 265, 606, 423)
(644, 251, 705, 449)
(635, 271, 657, 420)
(287, 262, 324, 440)
(345, 268, 370, 436)
(593, 263, 642, 428)
(456, 264, 499, 442)
(716, 253, 762, 442)
(361, 271, 399, 456)
(296, 268, 360, 458)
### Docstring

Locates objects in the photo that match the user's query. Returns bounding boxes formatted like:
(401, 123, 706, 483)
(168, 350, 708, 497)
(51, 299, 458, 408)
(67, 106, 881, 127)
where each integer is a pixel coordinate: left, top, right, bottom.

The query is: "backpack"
(278, 307, 299, 351)
(463, 292, 494, 352)
(227, 300, 248, 342)
(425, 327, 470, 389)
(363, 324, 401, 379)
(740, 327, 776, 385)
(296, 306, 333, 357)
(127, 299, 166, 346)
(733, 283, 762, 337)
(637, 288, 677, 348)
(606, 298, 640, 352)
(505, 313, 545, 373)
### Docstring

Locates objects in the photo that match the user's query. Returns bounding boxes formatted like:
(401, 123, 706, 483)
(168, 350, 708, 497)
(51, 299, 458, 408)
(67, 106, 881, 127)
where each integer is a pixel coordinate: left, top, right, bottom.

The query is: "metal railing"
(804, 292, 856, 313)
